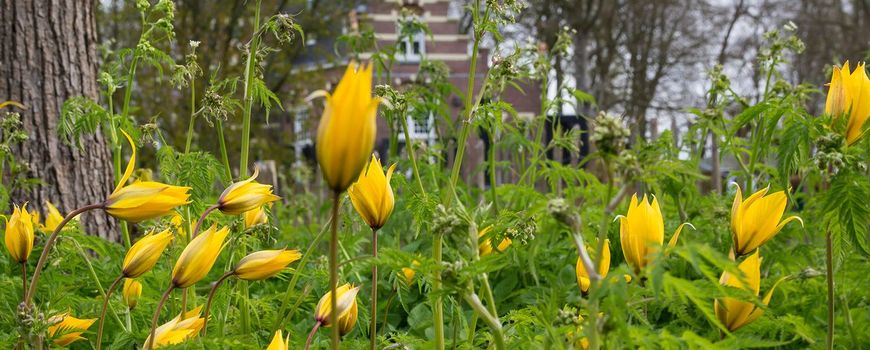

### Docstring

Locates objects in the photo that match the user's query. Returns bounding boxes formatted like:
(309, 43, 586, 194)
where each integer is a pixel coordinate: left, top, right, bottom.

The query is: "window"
(397, 29, 425, 62)
(399, 109, 436, 144)
(293, 108, 313, 162)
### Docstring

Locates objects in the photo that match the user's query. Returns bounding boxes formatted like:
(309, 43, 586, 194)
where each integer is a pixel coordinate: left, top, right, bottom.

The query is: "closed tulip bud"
(400, 260, 420, 286)
(232, 249, 301, 281)
(123, 279, 143, 310)
(105, 131, 191, 222)
(4, 204, 35, 263)
(145, 306, 205, 348)
(314, 283, 361, 326)
(618, 194, 691, 274)
(314, 62, 380, 192)
(714, 250, 785, 331)
(171, 225, 230, 288)
(730, 184, 802, 257)
(348, 155, 396, 229)
(47, 313, 96, 347)
(217, 168, 280, 215)
(122, 229, 174, 278)
(266, 330, 290, 350)
(243, 205, 269, 229)
(576, 240, 611, 293)
(43, 201, 65, 232)
(338, 295, 359, 336)
(826, 61, 870, 144)
(478, 225, 511, 257)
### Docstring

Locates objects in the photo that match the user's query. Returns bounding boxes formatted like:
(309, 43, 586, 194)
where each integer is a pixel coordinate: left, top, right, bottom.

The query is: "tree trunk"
(1, 0, 119, 241)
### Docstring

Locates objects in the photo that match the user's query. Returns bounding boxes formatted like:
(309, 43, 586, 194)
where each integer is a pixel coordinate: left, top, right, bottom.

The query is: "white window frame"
(398, 111, 436, 145)
(397, 26, 426, 63)
(292, 107, 313, 162)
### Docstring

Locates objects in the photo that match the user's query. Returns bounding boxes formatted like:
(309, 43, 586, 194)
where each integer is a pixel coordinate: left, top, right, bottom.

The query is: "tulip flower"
(42, 201, 65, 232)
(171, 225, 230, 288)
(105, 131, 191, 222)
(123, 279, 142, 310)
(4, 204, 35, 263)
(314, 283, 361, 326)
(47, 313, 96, 347)
(338, 294, 359, 337)
(267, 330, 290, 350)
(314, 62, 380, 192)
(145, 306, 205, 348)
(122, 229, 174, 278)
(826, 61, 870, 144)
(244, 205, 269, 228)
(217, 167, 280, 215)
(348, 155, 397, 230)
(618, 194, 691, 274)
(576, 240, 611, 293)
(170, 212, 187, 236)
(479, 225, 511, 257)
(730, 184, 802, 257)
(400, 260, 420, 286)
(714, 250, 785, 332)
(232, 249, 301, 281)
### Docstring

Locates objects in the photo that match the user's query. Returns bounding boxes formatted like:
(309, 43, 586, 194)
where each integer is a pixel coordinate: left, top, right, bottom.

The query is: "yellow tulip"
(122, 229, 174, 278)
(171, 225, 230, 288)
(232, 249, 301, 280)
(314, 62, 380, 192)
(267, 330, 290, 350)
(217, 168, 280, 215)
(400, 260, 420, 286)
(479, 225, 511, 257)
(338, 293, 359, 336)
(576, 240, 611, 293)
(123, 279, 143, 310)
(105, 131, 191, 222)
(47, 312, 96, 347)
(4, 204, 35, 263)
(244, 205, 269, 228)
(714, 250, 785, 331)
(618, 194, 690, 273)
(314, 283, 361, 326)
(348, 155, 397, 229)
(730, 184, 802, 257)
(170, 212, 187, 236)
(144, 306, 205, 348)
(43, 201, 65, 232)
(826, 61, 870, 144)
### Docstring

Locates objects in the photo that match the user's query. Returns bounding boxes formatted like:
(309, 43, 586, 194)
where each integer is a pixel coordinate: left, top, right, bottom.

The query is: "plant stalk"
(239, 0, 262, 177)
(370, 227, 380, 350)
(273, 217, 330, 329)
(305, 322, 322, 350)
(215, 119, 233, 181)
(433, 233, 445, 350)
(201, 271, 235, 336)
(192, 204, 220, 238)
(96, 275, 124, 350)
(146, 286, 175, 350)
(825, 228, 835, 350)
(329, 191, 341, 350)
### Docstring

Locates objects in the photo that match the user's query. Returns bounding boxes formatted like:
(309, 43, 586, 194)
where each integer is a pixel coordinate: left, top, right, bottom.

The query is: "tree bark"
(1, 0, 118, 241)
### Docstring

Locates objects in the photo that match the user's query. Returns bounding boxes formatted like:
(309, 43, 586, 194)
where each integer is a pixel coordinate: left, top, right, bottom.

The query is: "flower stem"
(96, 275, 124, 350)
(25, 203, 103, 305)
(192, 204, 220, 238)
(273, 218, 330, 329)
(146, 286, 175, 350)
(329, 191, 341, 350)
(433, 233, 445, 350)
(304, 322, 322, 350)
(20, 263, 26, 302)
(201, 271, 235, 337)
(239, 0, 262, 177)
(461, 291, 505, 350)
(215, 119, 233, 181)
(184, 78, 196, 153)
(370, 227, 379, 350)
(825, 227, 835, 350)
(398, 108, 426, 196)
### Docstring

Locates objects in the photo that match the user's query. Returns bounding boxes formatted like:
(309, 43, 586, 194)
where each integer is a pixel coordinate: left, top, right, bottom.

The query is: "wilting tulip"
(338, 294, 359, 336)
(314, 283, 361, 326)
(105, 131, 191, 222)
(826, 61, 870, 144)
(171, 225, 230, 288)
(232, 249, 301, 281)
(145, 306, 205, 348)
(479, 225, 511, 257)
(217, 168, 280, 215)
(314, 62, 380, 192)
(618, 194, 690, 274)
(4, 204, 35, 263)
(122, 229, 174, 278)
(47, 313, 96, 347)
(730, 184, 802, 257)
(123, 279, 142, 310)
(714, 250, 785, 331)
(244, 205, 269, 228)
(41, 201, 65, 232)
(348, 155, 396, 229)
(576, 240, 611, 293)
(267, 330, 290, 350)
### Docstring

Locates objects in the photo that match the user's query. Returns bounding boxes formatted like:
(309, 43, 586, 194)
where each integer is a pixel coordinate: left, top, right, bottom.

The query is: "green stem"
(825, 227, 835, 350)
(239, 0, 262, 177)
(461, 292, 505, 350)
(273, 218, 330, 330)
(370, 227, 379, 350)
(72, 240, 125, 332)
(398, 107, 426, 196)
(215, 119, 233, 181)
(184, 78, 196, 153)
(433, 233, 445, 350)
(329, 192, 341, 350)
(487, 128, 498, 216)
(96, 275, 124, 350)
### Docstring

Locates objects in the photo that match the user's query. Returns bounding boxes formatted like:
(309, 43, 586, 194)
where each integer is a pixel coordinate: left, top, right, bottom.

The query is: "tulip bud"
(479, 225, 511, 257)
(338, 295, 359, 336)
(217, 168, 281, 215)
(4, 204, 35, 263)
(122, 229, 174, 278)
(314, 283, 361, 326)
(266, 330, 290, 350)
(348, 155, 396, 229)
(400, 260, 420, 286)
(171, 225, 230, 288)
(243, 205, 269, 229)
(47, 313, 96, 347)
(145, 306, 205, 348)
(123, 279, 143, 310)
(43, 201, 65, 232)
(105, 131, 191, 222)
(714, 250, 785, 331)
(576, 240, 611, 293)
(730, 184, 802, 257)
(232, 249, 301, 281)
(825, 61, 870, 144)
(618, 194, 690, 274)
(315, 62, 380, 192)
